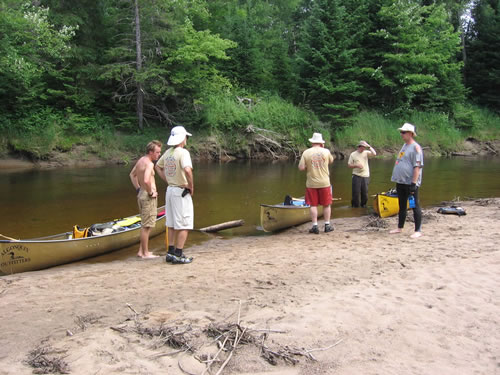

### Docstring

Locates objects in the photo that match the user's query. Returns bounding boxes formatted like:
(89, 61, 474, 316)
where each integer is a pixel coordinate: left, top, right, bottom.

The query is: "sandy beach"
(0, 199, 499, 375)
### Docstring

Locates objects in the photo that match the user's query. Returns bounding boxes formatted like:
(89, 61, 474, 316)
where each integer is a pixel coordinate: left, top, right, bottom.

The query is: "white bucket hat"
(398, 123, 417, 136)
(167, 126, 192, 146)
(308, 132, 325, 144)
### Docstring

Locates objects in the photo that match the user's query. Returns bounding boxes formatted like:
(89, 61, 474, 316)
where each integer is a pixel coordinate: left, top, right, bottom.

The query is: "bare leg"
(139, 227, 158, 258)
(310, 206, 318, 223)
(323, 205, 331, 223)
(168, 227, 175, 247)
(137, 243, 143, 257)
(175, 229, 189, 249)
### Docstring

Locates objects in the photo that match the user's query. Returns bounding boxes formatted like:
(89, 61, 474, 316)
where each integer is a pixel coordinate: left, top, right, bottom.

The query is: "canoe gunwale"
(1, 206, 166, 244)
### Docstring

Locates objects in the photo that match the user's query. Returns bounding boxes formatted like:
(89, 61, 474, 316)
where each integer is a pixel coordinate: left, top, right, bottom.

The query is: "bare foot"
(410, 232, 422, 239)
(142, 254, 159, 259)
(389, 228, 402, 234)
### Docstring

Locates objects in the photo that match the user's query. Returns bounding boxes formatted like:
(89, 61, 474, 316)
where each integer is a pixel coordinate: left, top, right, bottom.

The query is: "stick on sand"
(197, 220, 244, 233)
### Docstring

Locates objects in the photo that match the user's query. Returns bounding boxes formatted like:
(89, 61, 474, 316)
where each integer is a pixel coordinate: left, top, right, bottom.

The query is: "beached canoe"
(373, 191, 412, 218)
(260, 198, 323, 232)
(0, 207, 166, 275)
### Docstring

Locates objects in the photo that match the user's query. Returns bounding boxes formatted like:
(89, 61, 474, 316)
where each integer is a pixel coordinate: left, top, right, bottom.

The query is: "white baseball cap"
(167, 126, 192, 146)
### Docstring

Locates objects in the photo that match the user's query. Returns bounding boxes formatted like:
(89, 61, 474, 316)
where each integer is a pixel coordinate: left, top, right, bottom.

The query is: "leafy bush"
(453, 104, 500, 140)
(335, 110, 466, 153)
(201, 92, 327, 146)
(334, 112, 401, 149)
(407, 111, 462, 151)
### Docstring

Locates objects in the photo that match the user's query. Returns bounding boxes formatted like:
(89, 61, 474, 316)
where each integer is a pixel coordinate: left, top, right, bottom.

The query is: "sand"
(1, 199, 499, 375)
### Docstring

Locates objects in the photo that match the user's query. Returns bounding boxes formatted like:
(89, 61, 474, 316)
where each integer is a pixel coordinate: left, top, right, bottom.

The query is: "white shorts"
(165, 186, 194, 230)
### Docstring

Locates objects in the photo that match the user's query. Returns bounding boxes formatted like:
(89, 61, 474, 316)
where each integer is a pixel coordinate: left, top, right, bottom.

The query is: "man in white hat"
(390, 123, 424, 238)
(155, 126, 194, 263)
(348, 140, 377, 207)
(298, 132, 334, 234)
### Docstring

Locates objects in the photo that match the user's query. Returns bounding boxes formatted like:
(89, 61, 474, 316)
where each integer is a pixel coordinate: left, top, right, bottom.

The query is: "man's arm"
(129, 164, 140, 192)
(298, 154, 306, 171)
(367, 145, 377, 157)
(409, 166, 421, 195)
(184, 167, 194, 196)
(412, 166, 421, 185)
(347, 154, 362, 169)
(143, 163, 158, 198)
(347, 162, 363, 169)
(155, 164, 167, 183)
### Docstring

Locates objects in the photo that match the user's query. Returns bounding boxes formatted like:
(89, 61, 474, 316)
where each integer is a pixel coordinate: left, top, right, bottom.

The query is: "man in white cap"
(298, 132, 334, 234)
(155, 126, 194, 264)
(390, 123, 424, 238)
(348, 140, 377, 208)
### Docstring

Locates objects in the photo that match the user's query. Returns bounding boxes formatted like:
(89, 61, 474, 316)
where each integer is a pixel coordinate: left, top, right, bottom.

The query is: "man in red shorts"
(298, 132, 334, 234)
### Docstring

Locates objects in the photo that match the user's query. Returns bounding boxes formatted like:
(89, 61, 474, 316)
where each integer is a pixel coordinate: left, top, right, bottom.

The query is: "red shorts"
(305, 186, 332, 206)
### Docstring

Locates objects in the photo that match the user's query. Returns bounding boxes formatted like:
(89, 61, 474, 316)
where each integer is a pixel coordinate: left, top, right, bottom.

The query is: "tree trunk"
(135, 0, 144, 130)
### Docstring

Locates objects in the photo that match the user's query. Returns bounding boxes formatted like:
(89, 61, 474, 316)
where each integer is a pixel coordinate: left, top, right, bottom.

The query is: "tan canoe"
(260, 201, 323, 232)
(0, 207, 166, 275)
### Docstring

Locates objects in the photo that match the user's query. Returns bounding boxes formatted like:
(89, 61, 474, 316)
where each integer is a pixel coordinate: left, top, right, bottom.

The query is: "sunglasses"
(400, 131, 408, 134)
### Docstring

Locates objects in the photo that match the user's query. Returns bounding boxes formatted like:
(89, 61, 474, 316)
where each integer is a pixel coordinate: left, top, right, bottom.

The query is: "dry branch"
(25, 346, 70, 374)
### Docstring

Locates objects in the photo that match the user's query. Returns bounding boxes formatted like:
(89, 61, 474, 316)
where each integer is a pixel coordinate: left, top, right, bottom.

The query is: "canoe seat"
(73, 225, 90, 239)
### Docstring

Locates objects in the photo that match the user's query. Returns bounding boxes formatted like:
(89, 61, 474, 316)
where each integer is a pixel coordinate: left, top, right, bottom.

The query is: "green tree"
(206, 0, 299, 97)
(100, 0, 235, 129)
(295, 0, 368, 125)
(466, 0, 500, 111)
(0, 2, 77, 116)
(364, 0, 464, 113)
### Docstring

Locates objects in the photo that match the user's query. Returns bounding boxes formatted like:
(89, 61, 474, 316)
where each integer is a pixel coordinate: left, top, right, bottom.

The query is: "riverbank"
(1, 198, 499, 374)
(1, 137, 499, 170)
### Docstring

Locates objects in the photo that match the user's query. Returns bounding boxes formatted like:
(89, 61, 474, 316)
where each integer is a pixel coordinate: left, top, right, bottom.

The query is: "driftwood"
(25, 346, 70, 374)
(245, 124, 300, 159)
(198, 220, 244, 233)
(112, 302, 343, 374)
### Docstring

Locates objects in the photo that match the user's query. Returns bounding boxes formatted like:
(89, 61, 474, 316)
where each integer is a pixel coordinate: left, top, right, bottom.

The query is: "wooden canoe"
(373, 192, 411, 218)
(260, 200, 323, 232)
(0, 207, 166, 275)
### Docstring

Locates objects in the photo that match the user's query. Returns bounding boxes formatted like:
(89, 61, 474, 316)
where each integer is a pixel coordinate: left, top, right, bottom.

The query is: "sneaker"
(325, 224, 334, 233)
(171, 254, 193, 264)
(166, 253, 175, 263)
(309, 225, 319, 234)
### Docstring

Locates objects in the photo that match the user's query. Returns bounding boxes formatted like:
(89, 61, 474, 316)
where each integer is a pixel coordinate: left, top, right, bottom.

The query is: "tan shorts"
(137, 190, 158, 228)
(165, 186, 193, 230)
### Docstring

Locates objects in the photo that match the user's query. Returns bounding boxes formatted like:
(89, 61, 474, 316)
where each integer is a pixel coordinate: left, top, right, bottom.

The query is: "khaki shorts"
(137, 190, 158, 228)
(165, 186, 193, 230)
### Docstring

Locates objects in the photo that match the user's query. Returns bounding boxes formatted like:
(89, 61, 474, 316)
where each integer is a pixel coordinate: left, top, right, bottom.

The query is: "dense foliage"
(0, 0, 498, 158)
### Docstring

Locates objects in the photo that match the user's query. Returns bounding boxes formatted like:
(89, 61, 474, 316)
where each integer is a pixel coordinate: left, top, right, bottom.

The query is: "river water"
(1, 157, 499, 260)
